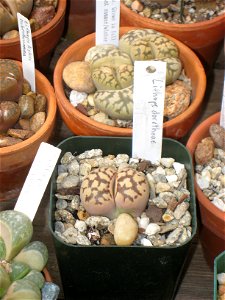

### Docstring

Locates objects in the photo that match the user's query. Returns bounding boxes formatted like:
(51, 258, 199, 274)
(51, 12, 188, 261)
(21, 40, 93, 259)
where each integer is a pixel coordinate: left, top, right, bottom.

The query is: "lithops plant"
(0, 0, 33, 36)
(0, 210, 48, 299)
(80, 167, 150, 219)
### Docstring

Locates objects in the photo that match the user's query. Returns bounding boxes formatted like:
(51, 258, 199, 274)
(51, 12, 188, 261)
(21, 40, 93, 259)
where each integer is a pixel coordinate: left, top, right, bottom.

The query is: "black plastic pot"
(49, 137, 197, 300)
(214, 251, 225, 300)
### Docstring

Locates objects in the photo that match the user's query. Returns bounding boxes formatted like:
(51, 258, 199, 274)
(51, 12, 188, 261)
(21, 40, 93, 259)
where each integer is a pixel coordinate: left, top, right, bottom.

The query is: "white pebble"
(166, 175, 178, 183)
(75, 220, 87, 233)
(145, 223, 161, 236)
(196, 173, 210, 189)
(173, 162, 185, 176)
(141, 238, 153, 247)
(69, 90, 87, 106)
(160, 158, 175, 168)
(138, 216, 150, 230)
(212, 197, 225, 212)
(217, 273, 225, 285)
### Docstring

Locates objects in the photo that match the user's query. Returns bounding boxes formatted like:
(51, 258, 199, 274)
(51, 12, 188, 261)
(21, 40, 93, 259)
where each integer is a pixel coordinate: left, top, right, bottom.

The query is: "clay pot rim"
(0, 0, 66, 45)
(120, 3, 225, 30)
(0, 60, 57, 156)
(54, 26, 206, 135)
(43, 267, 52, 282)
(186, 112, 225, 219)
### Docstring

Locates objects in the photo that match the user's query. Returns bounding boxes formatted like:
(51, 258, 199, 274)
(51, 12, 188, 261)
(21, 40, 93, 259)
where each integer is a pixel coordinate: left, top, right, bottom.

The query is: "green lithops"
(0, 210, 49, 299)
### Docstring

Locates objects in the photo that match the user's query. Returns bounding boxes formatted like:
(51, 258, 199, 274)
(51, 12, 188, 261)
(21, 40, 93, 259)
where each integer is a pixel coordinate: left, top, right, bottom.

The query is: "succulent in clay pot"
(0, 0, 33, 36)
(0, 210, 49, 299)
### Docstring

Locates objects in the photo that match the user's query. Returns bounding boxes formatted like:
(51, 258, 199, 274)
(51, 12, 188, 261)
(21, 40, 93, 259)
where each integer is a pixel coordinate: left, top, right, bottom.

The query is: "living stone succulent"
(0, 210, 48, 299)
(80, 167, 150, 219)
(0, 0, 34, 36)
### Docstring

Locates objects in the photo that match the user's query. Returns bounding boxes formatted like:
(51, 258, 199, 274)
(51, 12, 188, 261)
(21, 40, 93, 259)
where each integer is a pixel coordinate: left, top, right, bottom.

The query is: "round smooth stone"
(114, 213, 138, 246)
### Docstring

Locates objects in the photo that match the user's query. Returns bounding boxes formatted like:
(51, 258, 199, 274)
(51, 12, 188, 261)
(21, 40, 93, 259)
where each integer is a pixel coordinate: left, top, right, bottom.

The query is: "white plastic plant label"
(17, 12, 36, 92)
(132, 61, 167, 164)
(220, 75, 225, 129)
(14, 142, 61, 221)
(95, 0, 120, 46)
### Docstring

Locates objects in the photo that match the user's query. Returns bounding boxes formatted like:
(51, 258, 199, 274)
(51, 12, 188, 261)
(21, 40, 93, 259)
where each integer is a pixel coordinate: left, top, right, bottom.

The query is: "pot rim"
(0, 0, 66, 45)
(120, 2, 225, 31)
(0, 60, 57, 156)
(54, 26, 206, 135)
(186, 112, 225, 220)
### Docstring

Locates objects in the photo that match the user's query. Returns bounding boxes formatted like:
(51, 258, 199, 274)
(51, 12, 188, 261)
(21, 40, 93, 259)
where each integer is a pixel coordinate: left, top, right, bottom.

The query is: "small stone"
(30, 112, 46, 132)
(145, 223, 161, 235)
(63, 61, 96, 93)
(114, 213, 138, 246)
(18, 95, 35, 119)
(196, 173, 210, 189)
(34, 94, 47, 112)
(79, 162, 92, 176)
(100, 233, 115, 245)
(68, 159, 80, 175)
(114, 154, 130, 167)
(173, 162, 185, 176)
(55, 209, 75, 225)
(41, 282, 60, 300)
(62, 227, 78, 244)
(54, 221, 65, 234)
(160, 158, 175, 168)
(131, 0, 144, 12)
(61, 152, 75, 164)
(85, 216, 110, 229)
(156, 182, 171, 193)
(209, 123, 225, 150)
(30, 5, 55, 27)
(138, 216, 150, 229)
(179, 211, 192, 226)
(76, 233, 91, 245)
(0, 101, 20, 132)
(211, 197, 225, 212)
(56, 199, 68, 210)
(7, 128, 34, 140)
(195, 137, 215, 165)
(18, 119, 31, 130)
(174, 202, 189, 219)
(145, 205, 163, 222)
(0, 136, 22, 147)
(166, 227, 183, 245)
(140, 238, 153, 247)
(2, 30, 19, 39)
(87, 228, 101, 243)
(61, 175, 80, 189)
(77, 149, 103, 160)
(217, 273, 225, 285)
(162, 209, 175, 222)
(87, 94, 95, 106)
(74, 220, 87, 233)
(166, 174, 178, 182)
(69, 90, 87, 107)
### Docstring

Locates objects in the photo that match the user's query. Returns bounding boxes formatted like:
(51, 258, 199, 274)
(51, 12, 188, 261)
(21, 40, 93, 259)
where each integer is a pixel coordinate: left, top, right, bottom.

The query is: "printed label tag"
(14, 142, 61, 221)
(95, 0, 120, 46)
(17, 12, 36, 92)
(220, 75, 225, 129)
(132, 61, 167, 164)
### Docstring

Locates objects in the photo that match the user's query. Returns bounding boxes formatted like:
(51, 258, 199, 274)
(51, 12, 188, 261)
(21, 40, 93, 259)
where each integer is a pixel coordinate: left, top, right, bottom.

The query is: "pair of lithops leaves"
(0, 0, 33, 35)
(80, 167, 150, 219)
(0, 210, 48, 299)
(84, 29, 182, 120)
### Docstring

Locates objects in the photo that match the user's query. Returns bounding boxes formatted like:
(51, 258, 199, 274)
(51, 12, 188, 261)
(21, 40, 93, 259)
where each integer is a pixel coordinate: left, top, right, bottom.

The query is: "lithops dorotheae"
(80, 167, 150, 219)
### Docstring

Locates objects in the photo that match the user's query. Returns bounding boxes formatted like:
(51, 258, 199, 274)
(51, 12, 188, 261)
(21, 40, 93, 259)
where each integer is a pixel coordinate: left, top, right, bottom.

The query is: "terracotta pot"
(0, 0, 66, 67)
(120, 3, 225, 72)
(0, 61, 57, 202)
(53, 26, 206, 138)
(186, 112, 225, 266)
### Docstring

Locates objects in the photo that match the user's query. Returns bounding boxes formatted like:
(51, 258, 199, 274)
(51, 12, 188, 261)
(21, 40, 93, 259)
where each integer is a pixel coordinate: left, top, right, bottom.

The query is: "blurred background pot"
(53, 26, 206, 139)
(214, 251, 225, 300)
(120, 3, 225, 72)
(186, 112, 224, 267)
(49, 136, 197, 300)
(0, 61, 57, 202)
(0, 0, 66, 70)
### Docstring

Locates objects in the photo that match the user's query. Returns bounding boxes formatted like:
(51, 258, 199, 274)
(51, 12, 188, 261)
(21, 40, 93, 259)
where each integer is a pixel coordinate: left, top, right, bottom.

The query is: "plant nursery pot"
(0, 61, 57, 202)
(53, 26, 206, 139)
(49, 136, 197, 300)
(120, 3, 225, 72)
(214, 251, 225, 300)
(186, 112, 225, 266)
(0, 0, 66, 67)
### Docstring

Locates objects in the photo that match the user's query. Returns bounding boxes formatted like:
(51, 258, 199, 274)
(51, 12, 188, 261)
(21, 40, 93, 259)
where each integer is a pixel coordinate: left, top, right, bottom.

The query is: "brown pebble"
(209, 123, 225, 151)
(18, 119, 31, 130)
(2, 30, 19, 39)
(22, 80, 31, 95)
(137, 160, 152, 172)
(18, 95, 35, 119)
(145, 205, 163, 222)
(195, 137, 215, 165)
(131, 0, 144, 12)
(0, 101, 20, 132)
(30, 112, 46, 132)
(167, 198, 178, 211)
(34, 94, 47, 113)
(77, 210, 89, 221)
(100, 233, 115, 245)
(0, 136, 23, 147)
(7, 128, 34, 140)
(76, 103, 89, 116)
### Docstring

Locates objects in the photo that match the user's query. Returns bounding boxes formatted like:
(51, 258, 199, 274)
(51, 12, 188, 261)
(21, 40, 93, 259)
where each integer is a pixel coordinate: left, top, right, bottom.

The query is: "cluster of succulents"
(0, 0, 58, 38)
(0, 59, 47, 148)
(0, 210, 48, 299)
